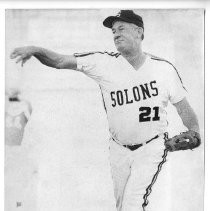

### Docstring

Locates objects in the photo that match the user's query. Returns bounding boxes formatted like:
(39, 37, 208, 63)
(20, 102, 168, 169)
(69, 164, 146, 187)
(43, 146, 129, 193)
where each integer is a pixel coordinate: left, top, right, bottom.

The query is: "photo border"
(1, 1, 209, 211)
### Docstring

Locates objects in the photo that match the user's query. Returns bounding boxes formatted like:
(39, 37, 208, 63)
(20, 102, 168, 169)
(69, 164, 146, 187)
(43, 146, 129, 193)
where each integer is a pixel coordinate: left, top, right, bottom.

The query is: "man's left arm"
(165, 97, 201, 152)
(173, 97, 200, 133)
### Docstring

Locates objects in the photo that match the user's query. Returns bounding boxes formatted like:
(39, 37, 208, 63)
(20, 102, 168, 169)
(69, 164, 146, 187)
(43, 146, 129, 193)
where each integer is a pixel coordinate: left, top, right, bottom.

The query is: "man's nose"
(114, 34, 121, 41)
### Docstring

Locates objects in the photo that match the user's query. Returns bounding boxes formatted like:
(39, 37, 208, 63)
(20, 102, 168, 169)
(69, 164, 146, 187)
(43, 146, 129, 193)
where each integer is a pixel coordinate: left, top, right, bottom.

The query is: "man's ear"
(137, 27, 144, 39)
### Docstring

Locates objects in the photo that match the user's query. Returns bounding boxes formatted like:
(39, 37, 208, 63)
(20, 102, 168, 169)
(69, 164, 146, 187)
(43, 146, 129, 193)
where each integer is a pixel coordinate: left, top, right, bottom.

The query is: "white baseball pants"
(109, 134, 168, 211)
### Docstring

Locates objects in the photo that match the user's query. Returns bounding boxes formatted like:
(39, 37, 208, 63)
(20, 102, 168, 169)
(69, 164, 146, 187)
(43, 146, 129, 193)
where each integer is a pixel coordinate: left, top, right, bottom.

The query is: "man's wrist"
(189, 128, 200, 134)
(30, 46, 39, 55)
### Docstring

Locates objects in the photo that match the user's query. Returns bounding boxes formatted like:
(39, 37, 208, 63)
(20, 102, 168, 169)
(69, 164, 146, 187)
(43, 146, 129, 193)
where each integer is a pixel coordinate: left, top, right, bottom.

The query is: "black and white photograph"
(4, 8, 205, 211)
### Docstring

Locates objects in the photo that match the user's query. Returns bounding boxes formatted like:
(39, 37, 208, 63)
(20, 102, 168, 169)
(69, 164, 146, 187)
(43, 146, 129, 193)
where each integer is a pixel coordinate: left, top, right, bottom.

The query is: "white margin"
(0, 1, 209, 211)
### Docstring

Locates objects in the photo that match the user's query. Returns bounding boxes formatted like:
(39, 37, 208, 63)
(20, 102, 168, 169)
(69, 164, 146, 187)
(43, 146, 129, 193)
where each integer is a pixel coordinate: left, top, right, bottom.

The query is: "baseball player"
(10, 10, 201, 211)
(5, 89, 32, 146)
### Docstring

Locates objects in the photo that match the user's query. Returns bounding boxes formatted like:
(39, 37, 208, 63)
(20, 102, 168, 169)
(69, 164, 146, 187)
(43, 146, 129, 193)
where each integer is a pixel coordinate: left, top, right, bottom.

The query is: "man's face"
(112, 21, 141, 53)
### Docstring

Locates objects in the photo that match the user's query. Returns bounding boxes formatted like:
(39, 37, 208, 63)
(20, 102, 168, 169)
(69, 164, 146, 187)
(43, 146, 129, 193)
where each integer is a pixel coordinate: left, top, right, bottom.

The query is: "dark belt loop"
(164, 132, 169, 140)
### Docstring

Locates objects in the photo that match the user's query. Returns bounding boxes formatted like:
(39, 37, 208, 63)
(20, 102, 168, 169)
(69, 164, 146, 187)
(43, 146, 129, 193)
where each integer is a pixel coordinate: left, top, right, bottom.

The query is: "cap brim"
(103, 16, 131, 28)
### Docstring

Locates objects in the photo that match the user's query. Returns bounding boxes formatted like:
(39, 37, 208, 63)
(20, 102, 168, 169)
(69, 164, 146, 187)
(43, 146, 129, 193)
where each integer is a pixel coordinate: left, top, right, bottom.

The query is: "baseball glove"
(164, 130, 201, 152)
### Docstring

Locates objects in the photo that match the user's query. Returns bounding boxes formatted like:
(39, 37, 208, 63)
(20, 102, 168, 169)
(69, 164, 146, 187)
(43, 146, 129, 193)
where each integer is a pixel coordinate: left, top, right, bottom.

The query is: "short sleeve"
(167, 65, 187, 104)
(75, 53, 104, 84)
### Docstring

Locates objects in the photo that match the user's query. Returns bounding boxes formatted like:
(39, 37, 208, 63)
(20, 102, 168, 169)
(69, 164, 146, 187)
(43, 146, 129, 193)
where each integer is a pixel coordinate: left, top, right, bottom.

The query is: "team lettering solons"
(110, 80, 158, 107)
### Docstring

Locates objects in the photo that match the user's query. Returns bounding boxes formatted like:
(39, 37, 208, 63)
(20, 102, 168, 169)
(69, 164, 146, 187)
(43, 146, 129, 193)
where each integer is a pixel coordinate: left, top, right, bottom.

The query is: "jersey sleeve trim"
(98, 85, 107, 113)
(74, 51, 121, 58)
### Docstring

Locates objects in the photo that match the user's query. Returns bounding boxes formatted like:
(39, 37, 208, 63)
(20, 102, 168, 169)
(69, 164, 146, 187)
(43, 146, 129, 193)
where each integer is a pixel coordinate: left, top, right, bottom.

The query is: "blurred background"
(5, 9, 204, 211)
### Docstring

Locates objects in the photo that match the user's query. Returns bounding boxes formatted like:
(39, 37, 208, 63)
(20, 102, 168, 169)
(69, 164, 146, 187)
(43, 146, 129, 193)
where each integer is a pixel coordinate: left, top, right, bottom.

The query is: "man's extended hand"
(10, 46, 35, 67)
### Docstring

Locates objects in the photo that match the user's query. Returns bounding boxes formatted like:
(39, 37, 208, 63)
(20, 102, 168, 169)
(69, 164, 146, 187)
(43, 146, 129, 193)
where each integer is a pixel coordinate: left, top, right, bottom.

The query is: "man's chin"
(116, 45, 126, 53)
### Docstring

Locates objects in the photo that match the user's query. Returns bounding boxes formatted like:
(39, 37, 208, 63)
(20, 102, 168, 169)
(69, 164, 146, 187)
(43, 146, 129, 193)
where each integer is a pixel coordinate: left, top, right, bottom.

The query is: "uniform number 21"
(139, 107, 160, 122)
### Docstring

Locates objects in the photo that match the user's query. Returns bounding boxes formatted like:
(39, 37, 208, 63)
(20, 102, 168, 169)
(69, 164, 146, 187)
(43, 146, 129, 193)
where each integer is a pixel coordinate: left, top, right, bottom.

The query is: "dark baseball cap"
(103, 10, 144, 29)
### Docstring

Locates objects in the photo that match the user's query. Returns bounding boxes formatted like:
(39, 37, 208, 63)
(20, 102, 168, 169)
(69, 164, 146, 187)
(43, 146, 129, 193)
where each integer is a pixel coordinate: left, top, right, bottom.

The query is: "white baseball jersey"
(75, 52, 186, 145)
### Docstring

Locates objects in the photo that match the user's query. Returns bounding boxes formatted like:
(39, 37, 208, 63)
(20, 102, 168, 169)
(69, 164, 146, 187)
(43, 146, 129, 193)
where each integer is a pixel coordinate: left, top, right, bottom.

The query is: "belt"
(122, 135, 159, 151)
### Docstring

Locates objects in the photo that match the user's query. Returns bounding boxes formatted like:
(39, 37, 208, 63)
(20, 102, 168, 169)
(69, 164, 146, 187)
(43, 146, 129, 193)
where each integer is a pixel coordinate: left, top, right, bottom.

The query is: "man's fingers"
(10, 49, 23, 59)
(11, 47, 33, 67)
(21, 56, 31, 67)
(10, 48, 24, 59)
(21, 59, 27, 67)
(16, 56, 23, 64)
(10, 51, 18, 59)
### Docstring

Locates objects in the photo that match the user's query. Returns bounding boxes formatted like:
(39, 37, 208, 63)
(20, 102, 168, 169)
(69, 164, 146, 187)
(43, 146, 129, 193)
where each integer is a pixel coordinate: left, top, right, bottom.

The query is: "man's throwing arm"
(10, 46, 77, 70)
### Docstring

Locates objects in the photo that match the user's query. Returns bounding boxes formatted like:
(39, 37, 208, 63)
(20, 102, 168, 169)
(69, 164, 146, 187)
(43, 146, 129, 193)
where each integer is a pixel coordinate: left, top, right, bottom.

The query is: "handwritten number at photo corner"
(16, 202, 22, 207)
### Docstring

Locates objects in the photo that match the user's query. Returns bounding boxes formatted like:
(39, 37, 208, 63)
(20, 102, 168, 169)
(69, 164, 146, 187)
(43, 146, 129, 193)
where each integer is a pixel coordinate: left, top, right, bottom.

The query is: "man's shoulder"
(146, 52, 185, 88)
(146, 52, 176, 70)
